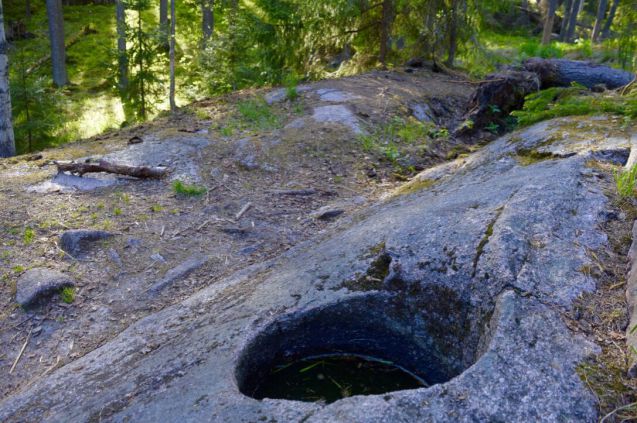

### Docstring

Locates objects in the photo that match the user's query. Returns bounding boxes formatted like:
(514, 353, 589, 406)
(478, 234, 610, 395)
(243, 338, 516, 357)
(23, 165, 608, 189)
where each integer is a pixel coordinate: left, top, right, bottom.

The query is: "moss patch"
(514, 148, 559, 166)
(393, 178, 437, 197)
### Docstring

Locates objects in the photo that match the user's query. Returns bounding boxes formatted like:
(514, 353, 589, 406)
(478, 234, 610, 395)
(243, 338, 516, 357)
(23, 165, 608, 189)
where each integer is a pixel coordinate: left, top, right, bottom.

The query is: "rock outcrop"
(1, 116, 630, 422)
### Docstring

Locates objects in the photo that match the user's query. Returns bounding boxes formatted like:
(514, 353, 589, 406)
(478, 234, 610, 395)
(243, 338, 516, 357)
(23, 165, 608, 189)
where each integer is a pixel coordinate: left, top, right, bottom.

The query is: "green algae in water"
(252, 354, 428, 403)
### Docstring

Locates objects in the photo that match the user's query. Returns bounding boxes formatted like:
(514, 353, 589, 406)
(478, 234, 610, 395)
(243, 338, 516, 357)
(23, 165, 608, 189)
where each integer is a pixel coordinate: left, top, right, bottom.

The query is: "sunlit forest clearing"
(2, 1, 637, 422)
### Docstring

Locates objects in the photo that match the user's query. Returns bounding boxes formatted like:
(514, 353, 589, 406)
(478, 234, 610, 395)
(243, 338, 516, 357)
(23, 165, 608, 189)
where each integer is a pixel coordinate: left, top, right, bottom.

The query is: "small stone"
(60, 230, 113, 258)
(16, 268, 75, 307)
(125, 238, 143, 249)
(150, 253, 166, 263)
(311, 207, 345, 220)
(108, 248, 123, 267)
(148, 255, 209, 294)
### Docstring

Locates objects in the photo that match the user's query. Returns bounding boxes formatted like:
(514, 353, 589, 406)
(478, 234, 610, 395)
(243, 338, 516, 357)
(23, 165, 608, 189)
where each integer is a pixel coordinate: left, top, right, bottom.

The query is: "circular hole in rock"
(236, 288, 486, 403)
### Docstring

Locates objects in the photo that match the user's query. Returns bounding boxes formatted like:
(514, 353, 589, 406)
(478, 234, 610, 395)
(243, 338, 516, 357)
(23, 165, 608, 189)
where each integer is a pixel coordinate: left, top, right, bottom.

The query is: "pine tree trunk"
(228, 0, 238, 90)
(541, 0, 558, 45)
(46, 0, 68, 86)
(116, 0, 128, 94)
(159, 0, 168, 47)
(0, 0, 15, 158)
(137, 9, 145, 119)
(591, 0, 608, 42)
(201, 0, 214, 46)
(160, 0, 168, 29)
(559, 0, 572, 40)
(169, 0, 176, 112)
(600, 0, 619, 40)
(564, 0, 582, 42)
(379, 0, 392, 68)
(446, 0, 459, 66)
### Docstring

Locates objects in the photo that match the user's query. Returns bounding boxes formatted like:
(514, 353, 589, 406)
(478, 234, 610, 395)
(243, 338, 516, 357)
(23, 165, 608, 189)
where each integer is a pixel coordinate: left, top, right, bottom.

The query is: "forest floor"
(0, 67, 474, 399)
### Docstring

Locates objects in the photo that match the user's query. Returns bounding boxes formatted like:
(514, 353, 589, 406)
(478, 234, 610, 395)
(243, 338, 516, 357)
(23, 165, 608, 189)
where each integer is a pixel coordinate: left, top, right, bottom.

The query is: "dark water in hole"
(252, 354, 428, 403)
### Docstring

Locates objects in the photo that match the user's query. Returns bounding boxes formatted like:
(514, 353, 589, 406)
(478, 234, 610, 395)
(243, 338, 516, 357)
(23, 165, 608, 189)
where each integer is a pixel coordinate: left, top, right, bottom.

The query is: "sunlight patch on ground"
(66, 94, 125, 140)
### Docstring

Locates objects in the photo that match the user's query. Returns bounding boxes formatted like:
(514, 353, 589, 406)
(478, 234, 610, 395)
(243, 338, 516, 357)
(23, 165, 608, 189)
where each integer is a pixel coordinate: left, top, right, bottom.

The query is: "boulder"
(59, 230, 113, 258)
(16, 268, 75, 307)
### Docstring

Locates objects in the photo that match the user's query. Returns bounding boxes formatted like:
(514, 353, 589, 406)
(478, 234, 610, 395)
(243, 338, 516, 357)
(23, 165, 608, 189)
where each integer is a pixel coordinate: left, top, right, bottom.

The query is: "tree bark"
(116, 0, 127, 94)
(524, 58, 634, 88)
(56, 160, 169, 178)
(159, 0, 168, 29)
(559, 0, 572, 40)
(137, 8, 145, 119)
(600, 0, 619, 40)
(564, 0, 582, 42)
(201, 0, 214, 46)
(379, 0, 392, 68)
(169, 0, 175, 112)
(0, 0, 15, 158)
(541, 0, 558, 44)
(446, 0, 460, 67)
(591, 0, 608, 42)
(46, 0, 69, 87)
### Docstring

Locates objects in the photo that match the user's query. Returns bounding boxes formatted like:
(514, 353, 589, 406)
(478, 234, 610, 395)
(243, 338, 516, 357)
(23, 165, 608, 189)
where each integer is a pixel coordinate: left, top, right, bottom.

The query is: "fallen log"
(56, 160, 168, 178)
(457, 58, 636, 137)
(523, 58, 635, 89)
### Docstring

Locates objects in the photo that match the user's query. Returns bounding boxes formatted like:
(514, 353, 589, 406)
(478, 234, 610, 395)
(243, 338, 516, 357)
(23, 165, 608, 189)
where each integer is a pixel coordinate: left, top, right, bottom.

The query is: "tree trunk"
(46, 0, 68, 86)
(379, 0, 392, 68)
(26, 0, 31, 22)
(559, 0, 572, 40)
(600, 0, 619, 40)
(541, 0, 558, 44)
(201, 0, 214, 46)
(159, 0, 168, 29)
(137, 9, 145, 119)
(116, 0, 127, 94)
(0, 0, 15, 158)
(591, 0, 608, 42)
(169, 0, 175, 112)
(564, 0, 582, 42)
(446, 0, 459, 67)
(228, 0, 238, 90)
(159, 0, 168, 47)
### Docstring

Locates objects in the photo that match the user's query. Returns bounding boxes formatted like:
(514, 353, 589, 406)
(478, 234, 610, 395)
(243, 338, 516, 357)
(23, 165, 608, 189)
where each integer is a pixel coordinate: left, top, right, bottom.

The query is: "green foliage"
(518, 40, 564, 59)
(615, 165, 637, 197)
(512, 85, 637, 127)
(124, 0, 166, 121)
(60, 286, 76, 304)
(172, 180, 207, 197)
(5, 0, 637, 155)
(10, 50, 68, 154)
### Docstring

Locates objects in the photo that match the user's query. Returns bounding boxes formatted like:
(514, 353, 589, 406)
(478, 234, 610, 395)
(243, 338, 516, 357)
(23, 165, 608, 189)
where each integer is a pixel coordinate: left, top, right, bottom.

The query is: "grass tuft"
(615, 165, 637, 197)
(60, 286, 75, 304)
(172, 180, 207, 197)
